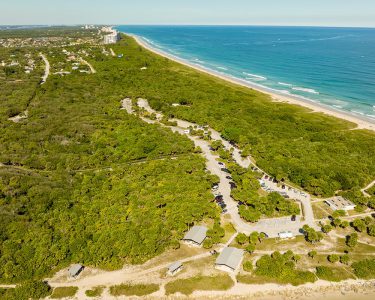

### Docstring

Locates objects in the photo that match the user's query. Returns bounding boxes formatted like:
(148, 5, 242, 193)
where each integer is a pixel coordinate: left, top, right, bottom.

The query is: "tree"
(210, 140, 223, 151)
(328, 254, 339, 263)
(236, 233, 248, 245)
(4, 280, 51, 300)
(259, 232, 267, 243)
(303, 225, 323, 244)
(249, 232, 259, 245)
(352, 219, 366, 232)
(368, 225, 375, 237)
(332, 218, 342, 228)
(293, 254, 301, 263)
(203, 239, 213, 249)
(340, 221, 350, 229)
(346, 233, 358, 248)
(321, 224, 333, 234)
(308, 250, 317, 259)
(245, 244, 256, 254)
(243, 261, 253, 272)
(340, 254, 350, 265)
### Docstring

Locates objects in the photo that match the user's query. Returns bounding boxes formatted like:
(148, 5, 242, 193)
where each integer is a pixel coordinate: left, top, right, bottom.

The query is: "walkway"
(39, 53, 50, 84)
(362, 180, 375, 197)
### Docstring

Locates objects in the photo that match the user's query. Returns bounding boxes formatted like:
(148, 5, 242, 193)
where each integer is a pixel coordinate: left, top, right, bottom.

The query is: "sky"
(2, 0, 375, 27)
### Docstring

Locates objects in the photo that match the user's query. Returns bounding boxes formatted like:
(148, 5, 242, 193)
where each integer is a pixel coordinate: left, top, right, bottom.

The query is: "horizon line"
(1, 24, 375, 29)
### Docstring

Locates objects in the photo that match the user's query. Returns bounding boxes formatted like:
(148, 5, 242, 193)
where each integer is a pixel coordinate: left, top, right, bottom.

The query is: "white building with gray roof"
(325, 196, 356, 211)
(215, 247, 244, 273)
(182, 225, 208, 246)
(168, 261, 183, 276)
(68, 264, 84, 278)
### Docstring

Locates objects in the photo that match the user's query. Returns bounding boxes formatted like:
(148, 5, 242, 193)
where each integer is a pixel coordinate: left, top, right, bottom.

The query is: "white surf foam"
(292, 87, 319, 94)
(278, 82, 294, 87)
(242, 72, 267, 80)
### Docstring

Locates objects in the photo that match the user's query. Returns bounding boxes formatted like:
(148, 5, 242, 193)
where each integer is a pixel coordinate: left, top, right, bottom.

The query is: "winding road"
(135, 98, 317, 236)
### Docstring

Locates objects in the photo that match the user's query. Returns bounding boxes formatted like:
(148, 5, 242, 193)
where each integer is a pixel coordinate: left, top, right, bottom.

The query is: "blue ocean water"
(117, 26, 375, 120)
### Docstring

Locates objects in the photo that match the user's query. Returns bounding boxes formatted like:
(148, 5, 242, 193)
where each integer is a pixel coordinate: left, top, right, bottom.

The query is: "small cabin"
(68, 264, 84, 278)
(168, 261, 183, 276)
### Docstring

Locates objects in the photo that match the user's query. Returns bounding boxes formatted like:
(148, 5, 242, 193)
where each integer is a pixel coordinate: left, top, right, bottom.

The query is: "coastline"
(129, 34, 375, 132)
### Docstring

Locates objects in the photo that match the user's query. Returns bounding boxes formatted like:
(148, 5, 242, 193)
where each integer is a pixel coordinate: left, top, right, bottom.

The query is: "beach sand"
(131, 35, 375, 133)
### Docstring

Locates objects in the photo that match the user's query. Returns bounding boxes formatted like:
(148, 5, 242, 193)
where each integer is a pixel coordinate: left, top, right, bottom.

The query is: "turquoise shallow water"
(117, 26, 375, 120)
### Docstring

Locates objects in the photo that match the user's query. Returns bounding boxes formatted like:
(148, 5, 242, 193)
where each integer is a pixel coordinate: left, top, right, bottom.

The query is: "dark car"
(226, 176, 232, 180)
(218, 162, 224, 166)
(237, 201, 245, 207)
(221, 168, 230, 173)
(291, 215, 296, 221)
(215, 195, 223, 201)
(229, 182, 237, 189)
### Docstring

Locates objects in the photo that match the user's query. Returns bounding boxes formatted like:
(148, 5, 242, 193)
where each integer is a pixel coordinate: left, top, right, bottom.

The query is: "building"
(167, 261, 183, 276)
(278, 231, 294, 239)
(215, 247, 244, 273)
(325, 196, 356, 211)
(103, 30, 120, 44)
(68, 264, 84, 278)
(182, 225, 208, 246)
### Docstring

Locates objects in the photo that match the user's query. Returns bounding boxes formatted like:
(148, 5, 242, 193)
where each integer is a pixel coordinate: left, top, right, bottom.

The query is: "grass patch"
(109, 283, 159, 296)
(165, 274, 234, 295)
(316, 266, 354, 282)
(51, 287, 78, 299)
(221, 222, 236, 243)
(237, 273, 283, 285)
(85, 286, 104, 297)
(312, 202, 333, 219)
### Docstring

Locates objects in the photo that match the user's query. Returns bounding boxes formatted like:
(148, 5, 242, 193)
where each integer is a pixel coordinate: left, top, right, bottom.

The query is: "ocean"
(117, 26, 375, 120)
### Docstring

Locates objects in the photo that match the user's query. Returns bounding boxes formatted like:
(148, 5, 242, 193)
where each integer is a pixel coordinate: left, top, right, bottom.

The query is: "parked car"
(215, 195, 223, 201)
(226, 176, 232, 180)
(218, 162, 224, 166)
(221, 209, 228, 214)
(291, 215, 296, 221)
(221, 168, 230, 173)
(229, 182, 237, 189)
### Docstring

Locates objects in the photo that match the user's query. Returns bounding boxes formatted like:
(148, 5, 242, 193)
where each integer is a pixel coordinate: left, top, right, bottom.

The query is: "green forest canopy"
(1, 29, 375, 284)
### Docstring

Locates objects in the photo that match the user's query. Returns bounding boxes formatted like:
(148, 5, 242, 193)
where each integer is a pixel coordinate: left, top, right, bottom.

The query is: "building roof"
(215, 247, 243, 270)
(183, 226, 208, 244)
(168, 261, 182, 272)
(68, 264, 83, 277)
(326, 196, 355, 210)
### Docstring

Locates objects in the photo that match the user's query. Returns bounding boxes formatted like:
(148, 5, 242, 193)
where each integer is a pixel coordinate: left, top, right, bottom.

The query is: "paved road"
(39, 53, 50, 84)
(134, 99, 316, 237)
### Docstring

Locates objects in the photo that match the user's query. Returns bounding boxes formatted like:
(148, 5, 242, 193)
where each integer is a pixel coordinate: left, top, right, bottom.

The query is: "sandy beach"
(131, 35, 375, 133)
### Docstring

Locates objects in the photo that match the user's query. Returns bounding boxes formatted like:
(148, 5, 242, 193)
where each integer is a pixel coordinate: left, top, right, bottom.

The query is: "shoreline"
(128, 34, 375, 132)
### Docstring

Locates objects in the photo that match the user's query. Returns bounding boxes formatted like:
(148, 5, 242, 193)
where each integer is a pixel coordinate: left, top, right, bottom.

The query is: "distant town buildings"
(325, 196, 356, 211)
(102, 27, 120, 44)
